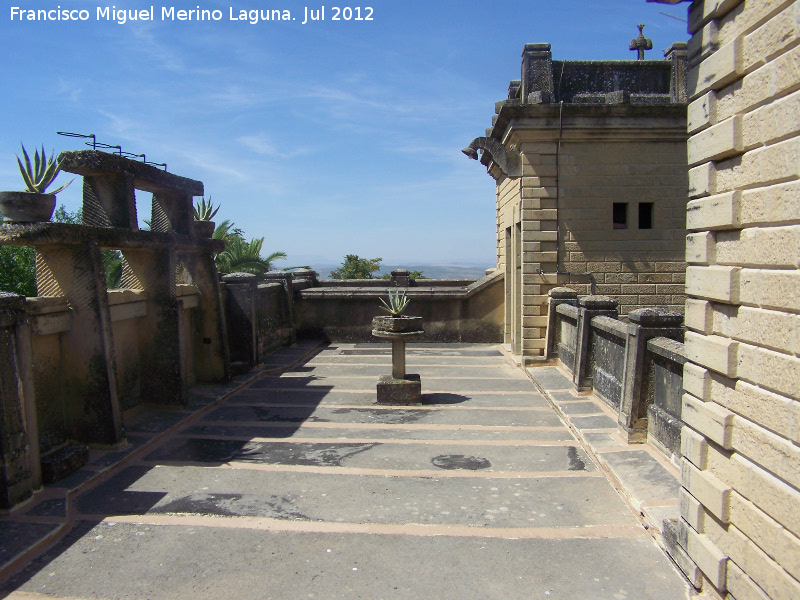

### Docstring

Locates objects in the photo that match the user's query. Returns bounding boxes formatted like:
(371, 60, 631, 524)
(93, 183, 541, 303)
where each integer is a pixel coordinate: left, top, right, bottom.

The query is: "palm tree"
(215, 236, 287, 277)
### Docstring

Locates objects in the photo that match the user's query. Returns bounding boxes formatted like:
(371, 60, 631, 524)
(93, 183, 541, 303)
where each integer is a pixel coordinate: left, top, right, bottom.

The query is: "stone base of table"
(376, 374, 422, 405)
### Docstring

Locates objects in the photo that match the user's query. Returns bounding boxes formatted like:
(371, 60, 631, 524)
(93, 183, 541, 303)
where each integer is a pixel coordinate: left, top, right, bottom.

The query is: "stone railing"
(545, 287, 685, 460)
(0, 151, 230, 508)
(294, 269, 504, 342)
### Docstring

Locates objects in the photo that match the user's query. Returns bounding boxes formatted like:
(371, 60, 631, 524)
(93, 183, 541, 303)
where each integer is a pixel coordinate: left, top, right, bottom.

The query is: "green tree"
(330, 255, 383, 279)
(215, 236, 287, 277)
(0, 245, 36, 296)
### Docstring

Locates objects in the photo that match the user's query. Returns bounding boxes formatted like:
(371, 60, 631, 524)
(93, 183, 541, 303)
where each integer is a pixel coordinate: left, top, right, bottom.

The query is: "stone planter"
(372, 315, 424, 405)
(372, 315, 423, 333)
(192, 220, 216, 238)
(0, 191, 56, 224)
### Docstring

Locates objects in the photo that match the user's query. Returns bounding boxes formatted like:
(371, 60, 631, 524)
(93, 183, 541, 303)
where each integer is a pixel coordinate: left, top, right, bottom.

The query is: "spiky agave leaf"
(193, 196, 220, 221)
(379, 288, 409, 316)
(16, 144, 72, 193)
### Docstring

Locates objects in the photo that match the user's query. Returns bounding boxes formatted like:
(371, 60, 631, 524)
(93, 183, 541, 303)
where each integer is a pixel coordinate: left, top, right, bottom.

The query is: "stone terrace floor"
(1, 343, 692, 599)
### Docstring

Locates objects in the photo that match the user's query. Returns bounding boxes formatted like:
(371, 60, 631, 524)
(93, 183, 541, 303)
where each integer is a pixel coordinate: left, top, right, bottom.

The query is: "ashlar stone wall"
(674, 0, 800, 598)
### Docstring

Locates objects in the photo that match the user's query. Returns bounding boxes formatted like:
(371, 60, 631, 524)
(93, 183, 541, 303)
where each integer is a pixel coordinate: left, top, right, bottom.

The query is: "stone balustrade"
(546, 287, 685, 460)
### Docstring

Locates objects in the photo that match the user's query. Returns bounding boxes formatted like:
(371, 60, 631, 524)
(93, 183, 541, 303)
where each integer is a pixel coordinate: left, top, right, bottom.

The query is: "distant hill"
(307, 262, 493, 280)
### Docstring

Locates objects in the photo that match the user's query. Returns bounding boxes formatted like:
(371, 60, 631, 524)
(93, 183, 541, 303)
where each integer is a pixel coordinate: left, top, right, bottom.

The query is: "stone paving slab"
(526, 362, 684, 538)
(184, 423, 577, 442)
(228, 389, 552, 408)
(142, 437, 596, 473)
(273, 363, 527, 378)
(202, 404, 565, 428)
(569, 414, 619, 430)
(75, 465, 635, 528)
(291, 354, 514, 366)
(527, 366, 574, 390)
(1, 522, 690, 600)
(0, 343, 691, 599)
(599, 451, 681, 502)
(252, 376, 538, 393)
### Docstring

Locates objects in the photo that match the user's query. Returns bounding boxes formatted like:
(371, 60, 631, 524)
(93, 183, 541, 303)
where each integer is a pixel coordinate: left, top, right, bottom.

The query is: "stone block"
(40, 444, 89, 484)
(740, 180, 800, 226)
(743, 2, 799, 72)
(685, 528, 729, 591)
(688, 37, 744, 99)
(687, 191, 741, 231)
(686, 331, 739, 378)
(739, 268, 800, 312)
(685, 299, 715, 335)
(731, 416, 800, 489)
(686, 232, 717, 265)
(680, 488, 707, 533)
(689, 162, 716, 198)
(736, 137, 800, 190)
(663, 519, 703, 589)
(681, 427, 708, 472)
(716, 226, 800, 268)
(376, 374, 421, 405)
(684, 362, 713, 401)
(736, 342, 800, 398)
(726, 560, 772, 600)
(726, 524, 800, 600)
(686, 265, 740, 303)
(682, 392, 736, 449)
(688, 116, 743, 166)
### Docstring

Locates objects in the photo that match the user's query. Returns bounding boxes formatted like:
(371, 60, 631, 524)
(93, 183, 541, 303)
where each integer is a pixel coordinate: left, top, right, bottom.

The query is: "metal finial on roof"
(629, 24, 653, 60)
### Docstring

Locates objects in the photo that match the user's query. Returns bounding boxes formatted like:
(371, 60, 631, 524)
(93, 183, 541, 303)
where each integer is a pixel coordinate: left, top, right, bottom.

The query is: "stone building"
(650, 1, 800, 599)
(465, 41, 689, 360)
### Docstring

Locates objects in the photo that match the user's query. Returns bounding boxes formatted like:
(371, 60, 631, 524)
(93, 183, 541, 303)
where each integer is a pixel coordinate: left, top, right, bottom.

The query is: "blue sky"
(1, 0, 688, 268)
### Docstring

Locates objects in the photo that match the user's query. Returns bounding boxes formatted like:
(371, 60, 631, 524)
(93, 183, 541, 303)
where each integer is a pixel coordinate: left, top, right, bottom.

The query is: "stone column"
(120, 246, 186, 406)
(0, 293, 39, 508)
(262, 270, 296, 346)
(81, 171, 138, 229)
(618, 308, 684, 443)
(545, 287, 578, 359)
(665, 42, 688, 104)
(222, 273, 259, 367)
(184, 252, 230, 383)
(572, 296, 619, 391)
(35, 243, 123, 446)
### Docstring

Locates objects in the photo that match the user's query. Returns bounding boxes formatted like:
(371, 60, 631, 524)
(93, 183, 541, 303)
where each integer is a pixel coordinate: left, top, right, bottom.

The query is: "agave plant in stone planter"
(191, 196, 219, 238)
(372, 289, 422, 333)
(0, 145, 72, 224)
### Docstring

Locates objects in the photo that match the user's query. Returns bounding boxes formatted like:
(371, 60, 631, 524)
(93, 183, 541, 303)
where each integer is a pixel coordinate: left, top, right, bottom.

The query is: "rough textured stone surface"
(376, 374, 422, 405)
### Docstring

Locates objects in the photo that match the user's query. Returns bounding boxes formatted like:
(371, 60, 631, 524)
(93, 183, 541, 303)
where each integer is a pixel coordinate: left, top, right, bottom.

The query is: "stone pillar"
(222, 273, 259, 367)
(81, 171, 138, 229)
(573, 296, 618, 392)
(390, 269, 411, 287)
(291, 269, 318, 292)
(665, 42, 688, 104)
(520, 43, 554, 104)
(545, 287, 579, 359)
(120, 246, 186, 406)
(35, 243, 123, 446)
(184, 252, 230, 383)
(0, 293, 39, 508)
(262, 270, 296, 346)
(151, 190, 193, 236)
(618, 308, 684, 443)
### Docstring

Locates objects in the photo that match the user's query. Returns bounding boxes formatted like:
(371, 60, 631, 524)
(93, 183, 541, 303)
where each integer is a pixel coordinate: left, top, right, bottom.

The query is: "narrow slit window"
(639, 202, 653, 229)
(612, 202, 628, 229)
